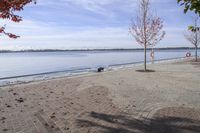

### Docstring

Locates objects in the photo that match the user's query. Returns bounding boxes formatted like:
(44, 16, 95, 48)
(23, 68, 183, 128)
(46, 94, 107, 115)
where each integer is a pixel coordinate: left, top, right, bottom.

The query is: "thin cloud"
(0, 0, 195, 50)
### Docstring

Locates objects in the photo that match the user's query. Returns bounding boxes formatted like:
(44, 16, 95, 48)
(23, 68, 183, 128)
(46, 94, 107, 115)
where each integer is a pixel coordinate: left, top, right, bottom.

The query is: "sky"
(0, 0, 198, 50)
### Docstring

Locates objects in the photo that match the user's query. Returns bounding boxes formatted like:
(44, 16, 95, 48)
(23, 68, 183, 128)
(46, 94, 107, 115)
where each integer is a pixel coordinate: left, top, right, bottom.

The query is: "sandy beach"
(0, 58, 200, 133)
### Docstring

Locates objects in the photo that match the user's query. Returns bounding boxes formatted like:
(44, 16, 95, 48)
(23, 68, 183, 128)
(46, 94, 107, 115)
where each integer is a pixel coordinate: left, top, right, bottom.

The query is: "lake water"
(0, 49, 198, 85)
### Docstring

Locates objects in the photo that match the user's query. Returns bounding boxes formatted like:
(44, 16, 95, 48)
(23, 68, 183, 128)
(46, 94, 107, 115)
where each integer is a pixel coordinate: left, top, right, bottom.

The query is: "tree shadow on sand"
(76, 111, 200, 133)
(136, 69, 155, 73)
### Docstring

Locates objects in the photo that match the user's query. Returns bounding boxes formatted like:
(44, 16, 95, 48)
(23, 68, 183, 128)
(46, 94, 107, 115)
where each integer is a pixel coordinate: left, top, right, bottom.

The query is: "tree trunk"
(194, 18, 198, 62)
(195, 46, 198, 62)
(144, 44, 147, 71)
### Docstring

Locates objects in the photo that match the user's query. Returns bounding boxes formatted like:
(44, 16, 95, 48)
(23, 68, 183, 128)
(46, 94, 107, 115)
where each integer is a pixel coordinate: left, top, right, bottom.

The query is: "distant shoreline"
(0, 47, 199, 53)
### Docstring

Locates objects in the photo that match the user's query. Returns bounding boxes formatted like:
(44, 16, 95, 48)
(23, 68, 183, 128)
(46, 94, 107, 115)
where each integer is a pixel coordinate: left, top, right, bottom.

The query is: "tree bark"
(194, 18, 198, 62)
(144, 43, 147, 71)
(143, 0, 147, 72)
(195, 46, 198, 62)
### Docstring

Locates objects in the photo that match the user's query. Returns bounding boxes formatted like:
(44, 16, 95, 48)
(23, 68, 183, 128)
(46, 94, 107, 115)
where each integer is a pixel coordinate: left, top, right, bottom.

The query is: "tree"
(184, 18, 200, 62)
(0, 0, 36, 39)
(177, 0, 200, 16)
(129, 0, 165, 71)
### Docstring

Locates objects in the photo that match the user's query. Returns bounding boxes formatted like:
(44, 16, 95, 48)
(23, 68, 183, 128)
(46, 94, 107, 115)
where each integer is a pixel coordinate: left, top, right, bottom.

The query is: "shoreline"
(0, 56, 188, 87)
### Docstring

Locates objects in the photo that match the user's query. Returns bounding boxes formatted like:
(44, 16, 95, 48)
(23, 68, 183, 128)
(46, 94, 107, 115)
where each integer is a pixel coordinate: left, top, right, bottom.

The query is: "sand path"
(0, 58, 200, 133)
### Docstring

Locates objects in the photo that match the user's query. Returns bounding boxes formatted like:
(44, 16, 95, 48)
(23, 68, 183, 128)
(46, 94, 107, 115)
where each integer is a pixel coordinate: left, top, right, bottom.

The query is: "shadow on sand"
(136, 69, 155, 73)
(77, 111, 200, 133)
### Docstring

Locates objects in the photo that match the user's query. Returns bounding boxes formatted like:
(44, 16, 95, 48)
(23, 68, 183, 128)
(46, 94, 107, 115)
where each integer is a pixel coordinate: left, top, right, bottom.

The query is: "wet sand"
(0, 58, 200, 133)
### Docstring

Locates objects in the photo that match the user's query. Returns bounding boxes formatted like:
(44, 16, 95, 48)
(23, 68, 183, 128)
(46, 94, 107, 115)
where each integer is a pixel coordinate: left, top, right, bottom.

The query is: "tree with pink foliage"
(129, 0, 165, 71)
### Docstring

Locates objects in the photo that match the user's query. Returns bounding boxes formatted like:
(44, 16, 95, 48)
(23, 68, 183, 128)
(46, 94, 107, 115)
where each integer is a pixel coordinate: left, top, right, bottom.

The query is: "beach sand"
(0, 58, 200, 133)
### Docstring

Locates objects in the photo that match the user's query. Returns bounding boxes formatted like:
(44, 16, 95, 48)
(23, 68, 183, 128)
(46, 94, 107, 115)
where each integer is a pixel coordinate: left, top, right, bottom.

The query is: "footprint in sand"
(50, 115, 56, 119)
(5, 104, 11, 108)
(13, 93, 18, 96)
(0, 117, 6, 121)
(8, 89, 13, 92)
(3, 129, 8, 132)
(15, 98, 24, 103)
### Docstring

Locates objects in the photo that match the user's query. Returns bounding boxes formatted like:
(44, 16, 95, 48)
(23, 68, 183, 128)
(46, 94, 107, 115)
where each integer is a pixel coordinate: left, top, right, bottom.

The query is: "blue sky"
(0, 0, 198, 50)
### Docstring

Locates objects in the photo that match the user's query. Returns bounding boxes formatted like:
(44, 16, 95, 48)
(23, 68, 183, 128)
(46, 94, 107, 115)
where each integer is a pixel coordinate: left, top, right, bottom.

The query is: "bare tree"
(184, 18, 200, 62)
(129, 0, 165, 71)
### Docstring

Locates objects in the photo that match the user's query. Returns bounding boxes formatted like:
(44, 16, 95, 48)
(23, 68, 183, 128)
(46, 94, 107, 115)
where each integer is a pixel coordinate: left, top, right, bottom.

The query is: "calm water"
(0, 49, 198, 80)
